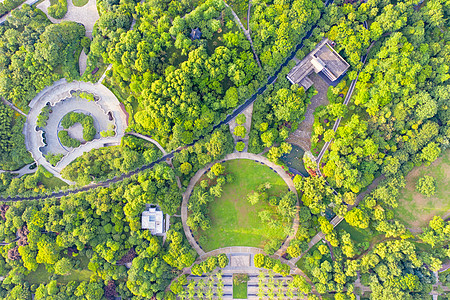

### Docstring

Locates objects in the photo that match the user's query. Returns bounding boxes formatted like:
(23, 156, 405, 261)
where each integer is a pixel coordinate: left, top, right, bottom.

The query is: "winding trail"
(0, 0, 335, 202)
(223, 1, 262, 69)
(289, 176, 384, 265)
(181, 152, 298, 257)
(126, 132, 168, 155)
(1, 97, 27, 117)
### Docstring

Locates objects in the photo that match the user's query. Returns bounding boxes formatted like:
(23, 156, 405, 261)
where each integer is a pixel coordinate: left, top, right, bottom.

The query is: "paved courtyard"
(40, 97, 114, 155)
(24, 80, 127, 181)
(37, 0, 99, 38)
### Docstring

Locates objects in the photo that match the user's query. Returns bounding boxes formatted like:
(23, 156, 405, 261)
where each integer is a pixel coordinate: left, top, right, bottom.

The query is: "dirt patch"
(395, 150, 450, 231)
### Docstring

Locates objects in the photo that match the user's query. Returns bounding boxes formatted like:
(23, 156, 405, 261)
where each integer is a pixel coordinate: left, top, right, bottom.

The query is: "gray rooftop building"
(287, 38, 350, 90)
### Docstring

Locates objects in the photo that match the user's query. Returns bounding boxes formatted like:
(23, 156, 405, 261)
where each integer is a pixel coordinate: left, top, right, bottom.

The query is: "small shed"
(190, 28, 202, 40)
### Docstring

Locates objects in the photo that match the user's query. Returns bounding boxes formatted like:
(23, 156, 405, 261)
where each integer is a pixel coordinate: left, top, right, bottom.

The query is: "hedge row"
(58, 130, 81, 148)
(61, 112, 96, 141)
(191, 253, 229, 276)
(254, 253, 290, 276)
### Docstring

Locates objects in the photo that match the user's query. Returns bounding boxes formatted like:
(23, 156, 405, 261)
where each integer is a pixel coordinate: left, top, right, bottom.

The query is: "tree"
(236, 141, 245, 151)
(236, 114, 246, 125)
(210, 163, 224, 176)
(54, 257, 73, 275)
(233, 125, 247, 138)
(345, 208, 369, 229)
(416, 175, 436, 197)
(247, 191, 260, 205)
(180, 162, 193, 175)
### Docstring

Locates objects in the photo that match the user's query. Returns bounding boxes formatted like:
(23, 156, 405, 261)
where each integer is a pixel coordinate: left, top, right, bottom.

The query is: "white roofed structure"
(142, 206, 165, 235)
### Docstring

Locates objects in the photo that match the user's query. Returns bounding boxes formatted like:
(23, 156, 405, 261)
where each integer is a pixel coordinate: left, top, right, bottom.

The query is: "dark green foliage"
(58, 130, 81, 148)
(0, 0, 24, 17)
(0, 103, 33, 170)
(0, 6, 85, 110)
(61, 112, 96, 141)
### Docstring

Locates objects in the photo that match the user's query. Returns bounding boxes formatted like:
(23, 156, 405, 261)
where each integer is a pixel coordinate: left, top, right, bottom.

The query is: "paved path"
(24, 80, 127, 181)
(289, 176, 384, 265)
(1, 97, 27, 117)
(223, 1, 262, 69)
(0, 164, 35, 177)
(286, 73, 329, 152)
(228, 102, 254, 151)
(78, 50, 88, 76)
(37, 0, 99, 38)
(126, 132, 167, 155)
(1, 0, 336, 201)
(181, 152, 299, 258)
(98, 64, 112, 84)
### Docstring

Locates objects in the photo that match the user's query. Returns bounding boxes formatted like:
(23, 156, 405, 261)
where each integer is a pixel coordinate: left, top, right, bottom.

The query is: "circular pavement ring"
(25, 80, 127, 178)
(181, 152, 300, 258)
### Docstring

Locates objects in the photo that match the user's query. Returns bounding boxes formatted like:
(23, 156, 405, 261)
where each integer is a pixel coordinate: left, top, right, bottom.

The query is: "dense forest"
(0, 103, 33, 171)
(0, 6, 84, 111)
(0, 0, 448, 298)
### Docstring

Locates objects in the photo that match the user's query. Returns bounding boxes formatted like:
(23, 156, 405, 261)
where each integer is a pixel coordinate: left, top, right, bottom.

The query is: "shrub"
(61, 112, 96, 141)
(416, 175, 436, 197)
(254, 253, 265, 268)
(58, 130, 81, 148)
(217, 254, 229, 268)
(45, 153, 64, 166)
(235, 141, 245, 151)
(48, 0, 67, 19)
(233, 125, 247, 138)
(36, 105, 51, 128)
(236, 114, 246, 125)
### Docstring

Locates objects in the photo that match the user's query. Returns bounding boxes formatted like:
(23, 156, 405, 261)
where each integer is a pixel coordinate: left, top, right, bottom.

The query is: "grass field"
(195, 159, 292, 251)
(25, 255, 92, 285)
(335, 220, 374, 243)
(72, 0, 88, 6)
(40, 174, 68, 189)
(393, 149, 450, 231)
(233, 274, 248, 299)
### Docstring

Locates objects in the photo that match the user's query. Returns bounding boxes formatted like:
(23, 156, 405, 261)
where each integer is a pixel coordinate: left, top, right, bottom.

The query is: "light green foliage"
(236, 114, 246, 125)
(233, 125, 247, 138)
(61, 112, 96, 141)
(48, 0, 67, 19)
(416, 175, 436, 197)
(45, 153, 64, 167)
(235, 141, 245, 151)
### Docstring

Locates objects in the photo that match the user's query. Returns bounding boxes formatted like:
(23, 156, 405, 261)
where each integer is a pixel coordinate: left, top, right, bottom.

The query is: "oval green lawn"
(72, 0, 89, 7)
(195, 159, 292, 252)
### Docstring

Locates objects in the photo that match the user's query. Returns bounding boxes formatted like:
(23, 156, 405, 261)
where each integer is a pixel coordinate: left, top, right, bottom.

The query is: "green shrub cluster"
(61, 112, 96, 141)
(73, 91, 95, 101)
(58, 130, 81, 148)
(44, 152, 64, 166)
(190, 254, 229, 276)
(48, 0, 67, 19)
(253, 254, 290, 276)
(0, 0, 25, 17)
(36, 105, 51, 128)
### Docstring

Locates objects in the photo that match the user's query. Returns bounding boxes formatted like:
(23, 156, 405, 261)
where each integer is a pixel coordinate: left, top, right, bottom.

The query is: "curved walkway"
(181, 152, 299, 257)
(1, 0, 335, 201)
(126, 132, 167, 156)
(25, 79, 127, 181)
(223, 1, 262, 69)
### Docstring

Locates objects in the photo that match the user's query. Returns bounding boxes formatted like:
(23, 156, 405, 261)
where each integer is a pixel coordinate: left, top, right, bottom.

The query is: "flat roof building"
(142, 206, 165, 235)
(287, 38, 350, 90)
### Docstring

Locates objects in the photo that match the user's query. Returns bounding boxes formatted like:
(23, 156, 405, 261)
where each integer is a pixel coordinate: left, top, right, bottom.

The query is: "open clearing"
(394, 149, 450, 232)
(195, 159, 291, 252)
